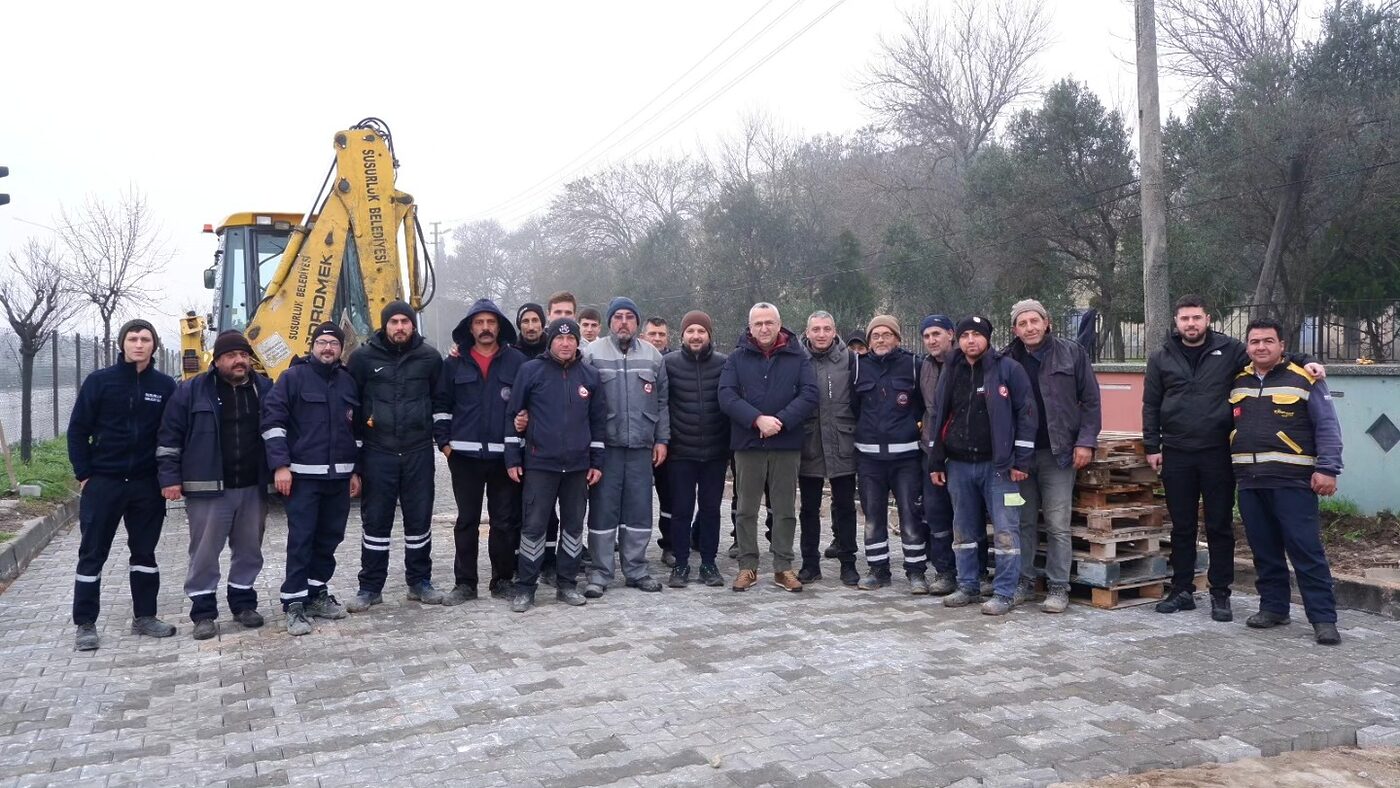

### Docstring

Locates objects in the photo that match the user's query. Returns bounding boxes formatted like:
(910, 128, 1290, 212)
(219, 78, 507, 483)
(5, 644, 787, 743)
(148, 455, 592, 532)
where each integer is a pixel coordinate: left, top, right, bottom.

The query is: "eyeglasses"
(313, 339, 342, 348)
(868, 330, 897, 340)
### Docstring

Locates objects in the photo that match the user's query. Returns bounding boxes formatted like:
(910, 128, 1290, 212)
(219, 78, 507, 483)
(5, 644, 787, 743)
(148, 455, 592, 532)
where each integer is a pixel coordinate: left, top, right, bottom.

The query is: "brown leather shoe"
(773, 570, 803, 593)
(732, 569, 758, 592)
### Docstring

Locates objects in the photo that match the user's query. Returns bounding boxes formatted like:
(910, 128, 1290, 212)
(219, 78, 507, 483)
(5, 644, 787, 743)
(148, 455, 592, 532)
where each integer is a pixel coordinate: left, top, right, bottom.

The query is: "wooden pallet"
(1072, 504, 1166, 533)
(1060, 524, 1170, 560)
(1074, 484, 1156, 508)
(1068, 577, 1168, 609)
(1077, 464, 1159, 487)
(1094, 432, 1146, 459)
(1034, 549, 1168, 588)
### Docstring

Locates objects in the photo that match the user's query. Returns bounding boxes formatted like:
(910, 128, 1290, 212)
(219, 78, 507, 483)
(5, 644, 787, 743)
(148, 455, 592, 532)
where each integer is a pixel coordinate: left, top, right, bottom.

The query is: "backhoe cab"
(181, 119, 434, 380)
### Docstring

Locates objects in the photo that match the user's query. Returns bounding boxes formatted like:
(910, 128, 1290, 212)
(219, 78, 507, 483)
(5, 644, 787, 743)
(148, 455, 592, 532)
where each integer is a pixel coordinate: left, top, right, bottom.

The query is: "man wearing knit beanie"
(926, 312, 1037, 616)
(515, 303, 547, 358)
(1005, 297, 1101, 614)
(681, 310, 713, 337)
(344, 291, 448, 612)
(851, 315, 932, 594)
(918, 314, 969, 596)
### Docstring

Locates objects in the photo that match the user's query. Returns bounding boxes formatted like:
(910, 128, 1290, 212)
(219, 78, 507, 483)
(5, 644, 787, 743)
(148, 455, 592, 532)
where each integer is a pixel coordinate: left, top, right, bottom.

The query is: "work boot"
(668, 566, 690, 588)
(797, 566, 822, 584)
(699, 563, 725, 587)
(1246, 610, 1291, 629)
(1013, 578, 1035, 606)
(192, 619, 218, 640)
(556, 586, 587, 607)
(625, 576, 663, 592)
(1313, 622, 1341, 645)
(857, 569, 891, 591)
(131, 616, 176, 638)
(345, 590, 383, 614)
(1211, 594, 1233, 622)
(539, 562, 556, 587)
(823, 541, 840, 559)
(75, 623, 99, 652)
(305, 593, 348, 620)
(943, 588, 978, 608)
(285, 603, 312, 636)
(928, 572, 957, 596)
(1040, 586, 1069, 614)
(662, 549, 677, 568)
(773, 570, 804, 592)
(443, 585, 478, 606)
(234, 609, 265, 629)
(407, 582, 446, 605)
(488, 579, 510, 599)
(583, 583, 607, 599)
(981, 594, 1014, 616)
(732, 569, 758, 592)
(1154, 590, 1196, 614)
(908, 572, 930, 595)
(839, 563, 860, 587)
(979, 578, 994, 597)
(509, 591, 534, 613)
(728, 542, 739, 559)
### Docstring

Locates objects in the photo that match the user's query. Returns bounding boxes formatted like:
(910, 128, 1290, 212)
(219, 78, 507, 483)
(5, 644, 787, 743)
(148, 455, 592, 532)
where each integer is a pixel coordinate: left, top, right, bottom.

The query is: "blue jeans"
(1018, 449, 1076, 589)
(946, 460, 1022, 599)
(1239, 487, 1337, 624)
(922, 471, 965, 576)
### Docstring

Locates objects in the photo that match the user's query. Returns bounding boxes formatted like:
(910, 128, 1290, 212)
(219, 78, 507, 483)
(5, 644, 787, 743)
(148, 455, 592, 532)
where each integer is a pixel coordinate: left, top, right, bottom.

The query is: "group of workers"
(64, 291, 1346, 651)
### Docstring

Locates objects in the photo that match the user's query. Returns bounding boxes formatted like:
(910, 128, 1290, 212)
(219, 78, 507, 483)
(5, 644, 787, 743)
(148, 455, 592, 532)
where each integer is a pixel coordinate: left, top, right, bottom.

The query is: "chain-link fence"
(0, 332, 181, 446)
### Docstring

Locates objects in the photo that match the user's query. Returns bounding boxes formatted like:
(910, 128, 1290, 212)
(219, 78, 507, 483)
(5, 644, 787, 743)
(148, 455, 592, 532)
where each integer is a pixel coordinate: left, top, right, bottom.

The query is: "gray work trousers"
(184, 486, 268, 621)
(734, 450, 800, 572)
(588, 447, 656, 585)
(1018, 449, 1077, 589)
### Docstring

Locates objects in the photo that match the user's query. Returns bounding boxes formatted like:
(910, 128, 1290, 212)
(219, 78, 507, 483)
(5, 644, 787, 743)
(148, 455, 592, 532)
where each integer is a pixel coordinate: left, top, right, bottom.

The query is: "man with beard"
(515, 302, 547, 358)
(643, 316, 677, 565)
(918, 315, 966, 596)
(798, 311, 859, 586)
(157, 330, 273, 639)
(345, 302, 448, 612)
(436, 299, 528, 603)
(263, 322, 362, 635)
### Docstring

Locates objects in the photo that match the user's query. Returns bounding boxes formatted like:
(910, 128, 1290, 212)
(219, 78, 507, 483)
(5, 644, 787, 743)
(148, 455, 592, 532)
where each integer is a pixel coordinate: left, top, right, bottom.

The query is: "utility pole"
(1136, 0, 1169, 354)
(430, 221, 446, 347)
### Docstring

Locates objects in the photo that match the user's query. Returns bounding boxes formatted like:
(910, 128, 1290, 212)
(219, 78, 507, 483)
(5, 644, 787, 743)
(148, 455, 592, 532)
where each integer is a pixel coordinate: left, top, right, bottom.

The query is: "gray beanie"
(1010, 299, 1050, 326)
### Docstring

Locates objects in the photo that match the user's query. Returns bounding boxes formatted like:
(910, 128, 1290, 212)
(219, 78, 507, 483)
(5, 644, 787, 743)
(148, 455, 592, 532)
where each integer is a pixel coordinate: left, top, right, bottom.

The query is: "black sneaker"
(1211, 595, 1233, 622)
(192, 619, 217, 640)
(131, 616, 176, 638)
(75, 623, 99, 652)
(699, 563, 724, 587)
(1313, 622, 1341, 645)
(488, 579, 510, 599)
(839, 563, 860, 587)
(234, 609, 265, 629)
(668, 566, 690, 588)
(1154, 591, 1196, 614)
(626, 576, 663, 592)
(1246, 610, 1291, 629)
(443, 585, 479, 606)
(823, 542, 840, 559)
(797, 566, 822, 584)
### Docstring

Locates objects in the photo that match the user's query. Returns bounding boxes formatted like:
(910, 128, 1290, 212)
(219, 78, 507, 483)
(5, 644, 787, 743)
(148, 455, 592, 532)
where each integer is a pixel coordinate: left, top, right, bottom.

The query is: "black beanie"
(212, 330, 253, 360)
(118, 318, 160, 351)
(516, 302, 545, 328)
(545, 318, 581, 346)
(955, 315, 993, 342)
(381, 300, 416, 329)
(311, 321, 345, 346)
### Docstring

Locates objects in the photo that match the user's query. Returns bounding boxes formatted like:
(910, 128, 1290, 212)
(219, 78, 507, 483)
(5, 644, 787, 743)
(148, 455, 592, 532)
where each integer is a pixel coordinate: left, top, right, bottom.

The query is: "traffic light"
(0, 166, 8, 206)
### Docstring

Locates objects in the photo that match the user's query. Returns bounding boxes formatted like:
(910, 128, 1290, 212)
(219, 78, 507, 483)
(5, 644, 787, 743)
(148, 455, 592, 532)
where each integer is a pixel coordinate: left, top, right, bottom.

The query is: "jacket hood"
(800, 332, 847, 361)
(454, 298, 518, 348)
(736, 326, 804, 356)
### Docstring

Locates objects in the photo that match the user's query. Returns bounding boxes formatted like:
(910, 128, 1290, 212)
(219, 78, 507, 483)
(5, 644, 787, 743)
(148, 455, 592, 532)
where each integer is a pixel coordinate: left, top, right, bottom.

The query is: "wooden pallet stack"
(1042, 431, 1175, 609)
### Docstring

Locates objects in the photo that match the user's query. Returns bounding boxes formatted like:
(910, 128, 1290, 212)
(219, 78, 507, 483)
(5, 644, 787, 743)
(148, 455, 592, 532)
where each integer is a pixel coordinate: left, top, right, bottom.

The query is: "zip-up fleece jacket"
(718, 327, 820, 452)
(800, 335, 857, 479)
(852, 346, 923, 461)
(585, 334, 670, 449)
(664, 342, 729, 462)
(68, 355, 177, 481)
(1005, 333, 1101, 466)
(157, 369, 272, 496)
(348, 330, 444, 457)
(262, 355, 361, 479)
(434, 300, 527, 460)
(927, 348, 1037, 475)
(505, 352, 606, 473)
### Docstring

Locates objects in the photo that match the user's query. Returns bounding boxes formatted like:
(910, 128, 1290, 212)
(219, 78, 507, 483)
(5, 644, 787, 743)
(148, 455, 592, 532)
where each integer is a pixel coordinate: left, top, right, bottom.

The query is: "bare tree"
(445, 220, 535, 310)
(0, 240, 82, 461)
(862, 0, 1051, 169)
(1156, 0, 1300, 92)
(55, 187, 171, 360)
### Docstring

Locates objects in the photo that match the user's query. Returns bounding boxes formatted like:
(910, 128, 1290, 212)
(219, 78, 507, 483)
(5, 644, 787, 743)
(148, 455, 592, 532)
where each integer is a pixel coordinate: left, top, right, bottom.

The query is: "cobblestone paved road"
(3, 456, 1400, 787)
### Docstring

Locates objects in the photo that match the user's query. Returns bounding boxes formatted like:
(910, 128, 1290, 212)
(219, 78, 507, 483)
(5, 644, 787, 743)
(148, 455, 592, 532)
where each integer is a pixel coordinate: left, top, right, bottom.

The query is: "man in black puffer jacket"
(345, 301, 449, 612)
(663, 311, 729, 588)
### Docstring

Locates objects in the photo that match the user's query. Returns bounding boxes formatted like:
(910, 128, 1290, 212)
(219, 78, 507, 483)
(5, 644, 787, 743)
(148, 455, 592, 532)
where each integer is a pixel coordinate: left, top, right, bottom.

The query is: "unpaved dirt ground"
(1056, 746, 1400, 787)
(1234, 510, 1400, 577)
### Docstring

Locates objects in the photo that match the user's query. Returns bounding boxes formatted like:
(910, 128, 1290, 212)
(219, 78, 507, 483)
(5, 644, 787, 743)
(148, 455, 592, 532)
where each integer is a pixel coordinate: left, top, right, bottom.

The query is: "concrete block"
(1357, 725, 1400, 749)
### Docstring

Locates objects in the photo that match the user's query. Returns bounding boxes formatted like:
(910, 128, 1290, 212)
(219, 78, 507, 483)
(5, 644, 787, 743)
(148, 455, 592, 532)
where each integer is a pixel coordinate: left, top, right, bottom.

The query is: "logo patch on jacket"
(578, 385, 590, 399)
(144, 392, 163, 403)
(896, 391, 910, 406)
(500, 386, 512, 401)
(643, 382, 654, 394)
(998, 385, 1009, 398)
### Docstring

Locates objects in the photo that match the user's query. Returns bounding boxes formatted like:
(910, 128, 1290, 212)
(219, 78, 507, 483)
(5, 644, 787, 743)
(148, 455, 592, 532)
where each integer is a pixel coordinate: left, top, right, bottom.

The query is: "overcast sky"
(1, 0, 1325, 331)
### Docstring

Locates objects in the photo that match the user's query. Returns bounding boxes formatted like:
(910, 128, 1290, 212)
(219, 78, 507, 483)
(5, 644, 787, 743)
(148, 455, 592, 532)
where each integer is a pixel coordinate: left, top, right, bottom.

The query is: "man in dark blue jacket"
(718, 302, 819, 593)
(928, 315, 1037, 616)
(344, 301, 448, 613)
(663, 310, 729, 588)
(68, 319, 178, 651)
(435, 299, 528, 603)
(157, 330, 272, 640)
(262, 322, 361, 636)
(505, 318, 606, 612)
(852, 315, 929, 594)
(1005, 299, 1101, 614)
